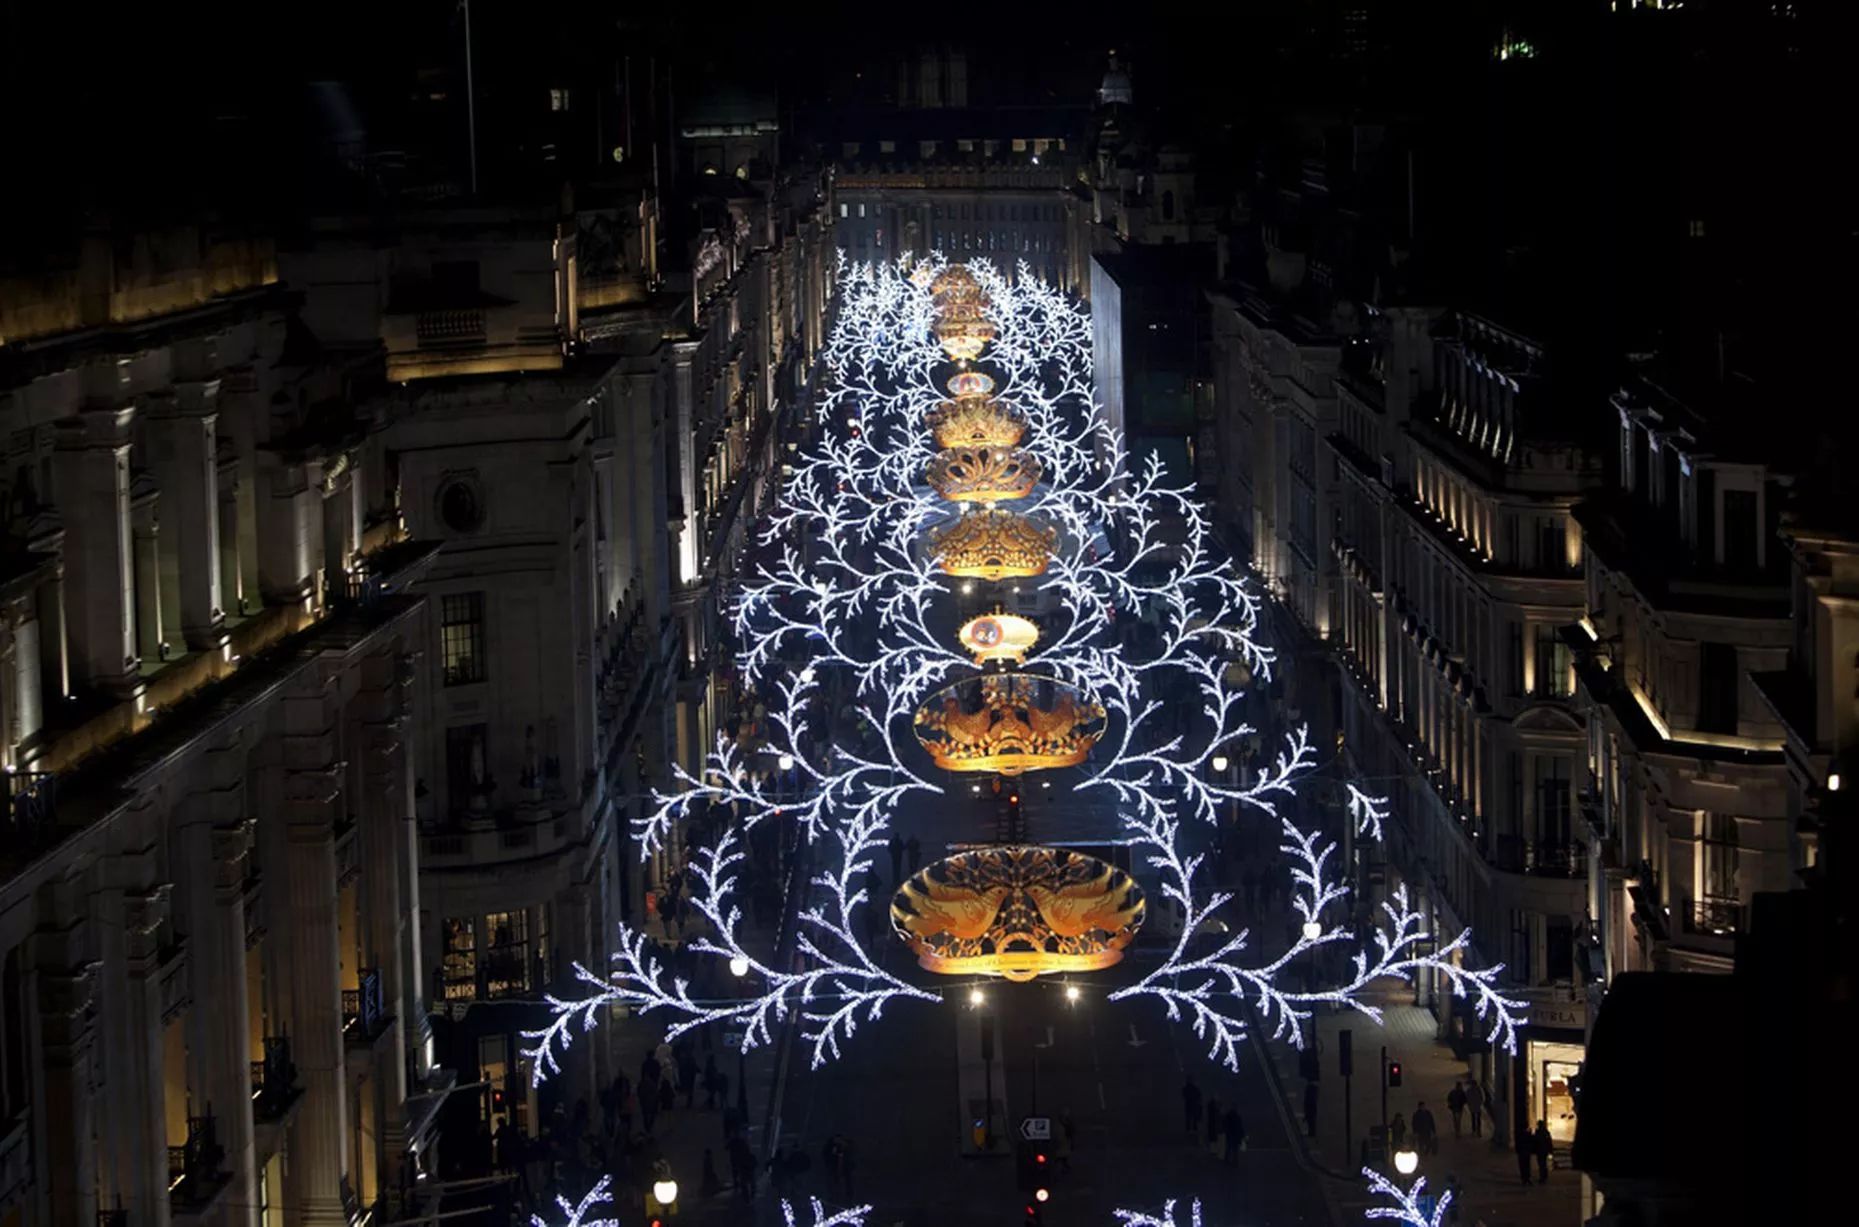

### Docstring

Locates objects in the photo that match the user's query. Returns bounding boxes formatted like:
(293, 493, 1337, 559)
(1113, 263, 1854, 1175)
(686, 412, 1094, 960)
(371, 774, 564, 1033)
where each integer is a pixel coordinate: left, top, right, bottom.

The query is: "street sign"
(1019, 1116, 1051, 1142)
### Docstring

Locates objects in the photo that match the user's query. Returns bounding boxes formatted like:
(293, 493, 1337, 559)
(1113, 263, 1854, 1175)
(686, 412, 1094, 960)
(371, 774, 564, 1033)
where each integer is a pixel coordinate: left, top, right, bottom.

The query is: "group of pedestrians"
(1182, 1078, 1248, 1164)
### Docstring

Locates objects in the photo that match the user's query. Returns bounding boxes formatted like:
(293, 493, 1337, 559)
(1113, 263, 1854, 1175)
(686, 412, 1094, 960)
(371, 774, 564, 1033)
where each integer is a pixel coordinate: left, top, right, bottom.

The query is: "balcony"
(1683, 895, 1745, 938)
(249, 1035, 302, 1121)
(342, 968, 393, 1047)
(1489, 836, 1584, 878)
(418, 806, 585, 868)
(415, 309, 486, 348)
(1, 769, 58, 858)
(168, 1114, 229, 1213)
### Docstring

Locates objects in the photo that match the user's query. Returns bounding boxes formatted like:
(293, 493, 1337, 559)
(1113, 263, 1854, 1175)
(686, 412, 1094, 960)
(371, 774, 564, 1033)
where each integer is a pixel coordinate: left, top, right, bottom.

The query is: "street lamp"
(652, 1159, 679, 1207)
(969, 986, 987, 1007)
(1064, 984, 1081, 1004)
(1393, 1147, 1419, 1176)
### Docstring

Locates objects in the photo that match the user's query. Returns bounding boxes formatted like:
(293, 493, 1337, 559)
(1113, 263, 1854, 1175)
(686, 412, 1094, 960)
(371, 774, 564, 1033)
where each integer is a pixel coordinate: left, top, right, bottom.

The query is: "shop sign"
(1528, 998, 1586, 1030)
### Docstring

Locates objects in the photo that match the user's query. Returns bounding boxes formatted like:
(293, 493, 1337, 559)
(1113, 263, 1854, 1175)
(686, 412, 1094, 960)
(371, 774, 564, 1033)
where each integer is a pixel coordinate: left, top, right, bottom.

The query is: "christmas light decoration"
(532, 1175, 618, 1227)
(890, 845, 1146, 981)
(1112, 1201, 1204, 1227)
(782, 1197, 872, 1227)
(523, 253, 1523, 1091)
(1362, 1167, 1452, 1227)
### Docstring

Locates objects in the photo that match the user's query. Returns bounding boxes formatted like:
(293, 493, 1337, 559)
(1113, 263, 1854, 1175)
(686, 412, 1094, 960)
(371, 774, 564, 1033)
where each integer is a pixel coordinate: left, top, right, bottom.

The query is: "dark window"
(1534, 756, 1572, 846)
(1534, 624, 1570, 697)
(1723, 489, 1759, 572)
(483, 911, 531, 998)
(1162, 189, 1176, 221)
(1698, 641, 1740, 734)
(439, 480, 483, 533)
(441, 593, 486, 686)
(446, 724, 490, 815)
(1509, 622, 1525, 696)
(1545, 918, 1574, 983)
(1538, 519, 1563, 574)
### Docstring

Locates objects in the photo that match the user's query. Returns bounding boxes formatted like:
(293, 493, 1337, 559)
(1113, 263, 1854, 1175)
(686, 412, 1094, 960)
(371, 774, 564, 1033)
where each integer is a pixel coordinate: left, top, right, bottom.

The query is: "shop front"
(1515, 992, 1587, 1154)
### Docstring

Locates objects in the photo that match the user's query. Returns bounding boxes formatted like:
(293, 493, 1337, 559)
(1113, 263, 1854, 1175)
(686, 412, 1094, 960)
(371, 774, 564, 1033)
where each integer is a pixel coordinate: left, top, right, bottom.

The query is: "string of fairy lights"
(521, 253, 1521, 1225)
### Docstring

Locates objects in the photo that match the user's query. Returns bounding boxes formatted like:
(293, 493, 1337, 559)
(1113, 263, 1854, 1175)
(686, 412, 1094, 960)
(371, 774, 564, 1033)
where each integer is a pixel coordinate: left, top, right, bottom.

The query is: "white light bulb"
(1065, 984, 1081, 1003)
(1830, 772, 1842, 792)
(968, 987, 985, 1007)
(778, 753, 795, 771)
(1302, 920, 1323, 941)
(653, 1178, 679, 1205)
(729, 956, 750, 978)
(1211, 754, 1230, 773)
(1394, 1148, 1419, 1176)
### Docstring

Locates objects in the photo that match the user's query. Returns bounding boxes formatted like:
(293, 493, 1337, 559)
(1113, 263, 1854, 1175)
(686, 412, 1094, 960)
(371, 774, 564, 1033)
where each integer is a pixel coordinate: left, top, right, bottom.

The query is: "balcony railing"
(416, 309, 486, 347)
(167, 1114, 225, 1205)
(3, 770, 58, 849)
(1489, 835, 1583, 878)
(1684, 895, 1744, 937)
(341, 968, 389, 1041)
(249, 1035, 300, 1120)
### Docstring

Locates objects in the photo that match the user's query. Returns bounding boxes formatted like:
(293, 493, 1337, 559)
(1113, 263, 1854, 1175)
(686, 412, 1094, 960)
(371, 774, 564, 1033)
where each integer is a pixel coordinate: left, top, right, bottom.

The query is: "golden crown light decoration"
(957, 611, 1040, 665)
(932, 509, 1055, 580)
(925, 444, 1041, 504)
(927, 393, 1027, 450)
(913, 673, 1105, 775)
(890, 846, 1146, 982)
(522, 254, 1527, 1097)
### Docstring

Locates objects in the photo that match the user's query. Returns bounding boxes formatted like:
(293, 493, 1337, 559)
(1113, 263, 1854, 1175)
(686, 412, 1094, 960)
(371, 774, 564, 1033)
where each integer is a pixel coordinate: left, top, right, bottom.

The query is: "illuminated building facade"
(0, 224, 447, 1225)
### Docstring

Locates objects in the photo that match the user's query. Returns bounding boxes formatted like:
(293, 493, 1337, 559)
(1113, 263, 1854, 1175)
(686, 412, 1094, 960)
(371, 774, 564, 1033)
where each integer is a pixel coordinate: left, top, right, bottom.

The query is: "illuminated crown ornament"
(925, 445, 1041, 503)
(927, 395, 1026, 450)
(890, 845, 1146, 982)
(946, 371, 996, 398)
(912, 672, 1106, 775)
(908, 261, 937, 290)
(931, 509, 1056, 580)
(934, 312, 998, 363)
(930, 265, 983, 308)
(957, 611, 1040, 665)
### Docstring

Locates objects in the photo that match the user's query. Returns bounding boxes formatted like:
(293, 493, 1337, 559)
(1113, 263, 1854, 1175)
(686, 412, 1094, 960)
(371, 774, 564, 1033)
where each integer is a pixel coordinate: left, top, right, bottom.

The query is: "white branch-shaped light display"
(1362, 1168, 1451, 1227)
(1113, 1200, 1204, 1227)
(532, 1175, 618, 1227)
(524, 253, 1523, 1090)
(782, 1198, 872, 1227)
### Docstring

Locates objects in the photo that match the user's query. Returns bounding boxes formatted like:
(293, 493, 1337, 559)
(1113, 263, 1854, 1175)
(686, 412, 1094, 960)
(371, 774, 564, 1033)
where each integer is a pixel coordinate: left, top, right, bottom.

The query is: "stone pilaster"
(257, 460, 316, 609)
(359, 705, 410, 1165)
(180, 806, 256, 1227)
(129, 483, 164, 665)
(52, 405, 139, 694)
(149, 383, 227, 651)
(278, 756, 350, 1226)
(32, 920, 98, 1227)
(107, 886, 172, 1227)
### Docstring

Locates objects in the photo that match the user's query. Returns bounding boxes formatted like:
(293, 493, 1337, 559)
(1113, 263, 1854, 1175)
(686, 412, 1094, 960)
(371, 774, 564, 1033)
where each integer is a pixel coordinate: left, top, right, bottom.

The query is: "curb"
(1244, 1002, 1357, 1227)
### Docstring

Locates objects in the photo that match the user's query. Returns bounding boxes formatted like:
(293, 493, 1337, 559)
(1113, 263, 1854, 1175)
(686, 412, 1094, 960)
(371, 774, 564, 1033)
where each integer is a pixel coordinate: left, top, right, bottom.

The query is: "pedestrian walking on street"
(1447, 1081, 1467, 1139)
(703, 1054, 721, 1109)
(1303, 1079, 1320, 1139)
(1222, 1106, 1245, 1164)
(1466, 1080, 1484, 1137)
(1388, 1112, 1406, 1152)
(640, 1082, 659, 1134)
(641, 1049, 661, 1091)
(1205, 1096, 1222, 1154)
(1182, 1078, 1204, 1136)
(888, 833, 904, 883)
(1532, 1120, 1554, 1182)
(1516, 1128, 1534, 1185)
(677, 1044, 699, 1109)
(905, 834, 921, 872)
(1412, 1102, 1437, 1155)
(729, 1134, 757, 1200)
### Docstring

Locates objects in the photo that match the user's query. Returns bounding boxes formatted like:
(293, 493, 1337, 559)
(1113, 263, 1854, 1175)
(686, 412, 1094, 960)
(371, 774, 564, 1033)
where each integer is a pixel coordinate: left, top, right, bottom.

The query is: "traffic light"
(1387, 1060, 1403, 1088)
(1023, 1203, 1045, 1226)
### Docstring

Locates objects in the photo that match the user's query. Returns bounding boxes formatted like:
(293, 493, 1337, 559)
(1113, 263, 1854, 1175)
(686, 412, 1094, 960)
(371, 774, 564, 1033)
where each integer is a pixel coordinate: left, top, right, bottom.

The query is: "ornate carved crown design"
(930, 265, 983, 307)
(946, 371, 996, 398)
(913, 673, 1106, 775)
(932, 509, 1056, 580)
(928, 395, 1027, 450)
(934, 313, 998, 363)
(890, 845, 1146, 981)
(958, 611, 1040, 665)
(926, 445, 1041, 504)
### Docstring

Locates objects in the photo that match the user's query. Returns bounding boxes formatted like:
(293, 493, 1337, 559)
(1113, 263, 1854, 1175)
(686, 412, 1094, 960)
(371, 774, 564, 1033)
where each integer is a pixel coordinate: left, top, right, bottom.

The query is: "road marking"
(1126, 1023, 1146, 1048)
